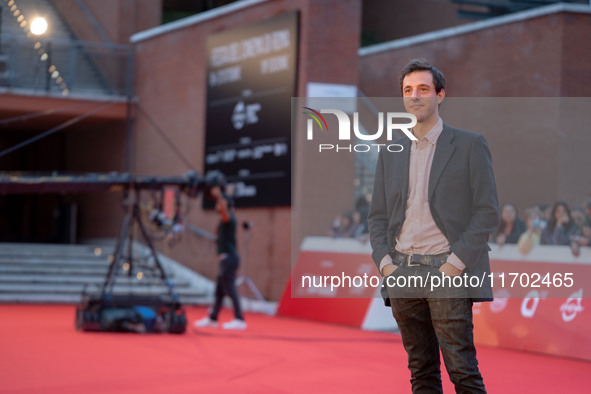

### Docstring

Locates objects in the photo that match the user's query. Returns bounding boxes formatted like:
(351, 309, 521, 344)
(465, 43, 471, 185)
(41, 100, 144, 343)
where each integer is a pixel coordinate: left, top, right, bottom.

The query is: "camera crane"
(0, 171, 222, 334)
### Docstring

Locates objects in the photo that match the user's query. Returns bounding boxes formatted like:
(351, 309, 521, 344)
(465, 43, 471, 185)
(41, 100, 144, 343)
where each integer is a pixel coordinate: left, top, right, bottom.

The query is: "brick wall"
(359, 10, 591, 216)
(362, 0, 476, 43)
(132, 0, 362, 300)
(52, 0, 162, 44)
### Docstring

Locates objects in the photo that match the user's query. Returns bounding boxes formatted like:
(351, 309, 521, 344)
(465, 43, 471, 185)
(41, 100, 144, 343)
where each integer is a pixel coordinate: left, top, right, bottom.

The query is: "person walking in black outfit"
(194, 184, 246, 330)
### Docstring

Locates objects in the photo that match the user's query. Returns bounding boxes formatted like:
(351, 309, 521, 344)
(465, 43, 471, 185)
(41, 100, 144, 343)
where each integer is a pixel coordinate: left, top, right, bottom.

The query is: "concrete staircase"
(0, 0, 119, 95)
(0, 241, 215, 305)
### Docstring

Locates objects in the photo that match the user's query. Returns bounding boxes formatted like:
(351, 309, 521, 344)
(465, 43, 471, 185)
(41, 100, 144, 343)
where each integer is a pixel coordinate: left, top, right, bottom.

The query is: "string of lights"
(3, 0, 70, 95)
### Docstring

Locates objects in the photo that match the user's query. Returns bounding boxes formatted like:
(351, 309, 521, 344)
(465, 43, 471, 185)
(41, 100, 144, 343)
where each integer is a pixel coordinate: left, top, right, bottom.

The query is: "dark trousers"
(388, 265, 486, 393)
(209, 254, 244, 321)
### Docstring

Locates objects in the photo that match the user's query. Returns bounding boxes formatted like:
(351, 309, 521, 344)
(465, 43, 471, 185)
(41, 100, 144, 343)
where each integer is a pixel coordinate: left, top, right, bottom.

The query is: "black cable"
(136, 104, 196, 171)
(0, 101, 195, 168)
(0, 101, 116, 159)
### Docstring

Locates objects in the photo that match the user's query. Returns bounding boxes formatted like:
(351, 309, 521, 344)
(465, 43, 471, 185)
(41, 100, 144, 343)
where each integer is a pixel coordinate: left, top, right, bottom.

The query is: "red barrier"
(474, 244, 591, 361)
(279, 238, 591, 361)
(278, 237, 393, 330)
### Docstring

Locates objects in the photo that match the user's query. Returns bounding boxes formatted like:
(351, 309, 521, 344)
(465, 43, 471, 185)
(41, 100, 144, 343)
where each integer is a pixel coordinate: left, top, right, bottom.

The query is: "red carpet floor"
(0, 304, 590, 393)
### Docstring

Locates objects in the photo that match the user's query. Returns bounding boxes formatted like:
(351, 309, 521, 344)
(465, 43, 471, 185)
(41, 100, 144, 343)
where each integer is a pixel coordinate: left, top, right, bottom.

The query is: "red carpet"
(0, 304, 589, 393)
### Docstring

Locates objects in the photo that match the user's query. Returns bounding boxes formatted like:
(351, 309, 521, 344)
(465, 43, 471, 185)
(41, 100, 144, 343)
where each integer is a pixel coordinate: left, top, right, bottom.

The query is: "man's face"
(402, 70, 445, 123)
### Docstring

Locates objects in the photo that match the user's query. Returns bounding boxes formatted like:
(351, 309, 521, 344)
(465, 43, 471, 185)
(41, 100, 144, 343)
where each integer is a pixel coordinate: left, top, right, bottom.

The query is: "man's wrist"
(379, 254, 394, 273)
(445, 253, 466, 271)
(381, 263, 397, 276)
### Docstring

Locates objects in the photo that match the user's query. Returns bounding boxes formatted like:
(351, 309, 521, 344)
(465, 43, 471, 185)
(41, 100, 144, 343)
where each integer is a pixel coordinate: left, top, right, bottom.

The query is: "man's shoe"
(222, 319, 247, 330)
(194, 317, 218, 328)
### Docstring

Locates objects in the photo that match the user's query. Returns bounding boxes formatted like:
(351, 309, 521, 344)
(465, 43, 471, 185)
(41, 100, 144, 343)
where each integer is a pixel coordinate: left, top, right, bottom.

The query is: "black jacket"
(368, 124, 500, 302)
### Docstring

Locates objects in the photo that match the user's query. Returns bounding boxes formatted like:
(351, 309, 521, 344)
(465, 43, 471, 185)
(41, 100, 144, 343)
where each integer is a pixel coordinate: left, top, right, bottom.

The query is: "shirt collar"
(415, 117, 443, 145)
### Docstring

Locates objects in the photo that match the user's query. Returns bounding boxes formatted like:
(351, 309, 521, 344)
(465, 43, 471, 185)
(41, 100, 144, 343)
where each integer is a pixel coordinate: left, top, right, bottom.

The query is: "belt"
(392, 250, 450, 268)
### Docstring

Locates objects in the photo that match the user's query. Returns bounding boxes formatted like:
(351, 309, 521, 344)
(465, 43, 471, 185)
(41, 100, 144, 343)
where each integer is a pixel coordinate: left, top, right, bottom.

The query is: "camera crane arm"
(0, 170, 222, 318)
(0, 171, 207, 196)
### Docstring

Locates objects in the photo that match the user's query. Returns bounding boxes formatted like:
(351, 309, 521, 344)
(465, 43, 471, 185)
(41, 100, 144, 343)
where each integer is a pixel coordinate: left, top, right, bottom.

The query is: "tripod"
(101, 184, 177, 299)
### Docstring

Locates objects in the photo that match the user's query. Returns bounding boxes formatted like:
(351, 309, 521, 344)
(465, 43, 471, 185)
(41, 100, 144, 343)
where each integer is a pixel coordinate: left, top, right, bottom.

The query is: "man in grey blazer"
(368, 59, 499, 393)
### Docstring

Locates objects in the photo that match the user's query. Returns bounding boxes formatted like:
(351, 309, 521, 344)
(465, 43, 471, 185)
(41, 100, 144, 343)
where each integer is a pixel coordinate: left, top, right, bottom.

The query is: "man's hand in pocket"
(438, 262, 463, 277)
(381, 264, 398, 276)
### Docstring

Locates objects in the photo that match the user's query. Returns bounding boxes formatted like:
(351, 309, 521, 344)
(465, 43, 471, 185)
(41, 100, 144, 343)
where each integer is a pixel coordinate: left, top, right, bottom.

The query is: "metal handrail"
(0, 33, 133, 97)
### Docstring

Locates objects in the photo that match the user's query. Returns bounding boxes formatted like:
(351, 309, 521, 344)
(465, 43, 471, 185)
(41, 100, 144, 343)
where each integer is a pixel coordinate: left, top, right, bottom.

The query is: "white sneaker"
(194, 317, 218, 328)
(222, 319, 247, 330)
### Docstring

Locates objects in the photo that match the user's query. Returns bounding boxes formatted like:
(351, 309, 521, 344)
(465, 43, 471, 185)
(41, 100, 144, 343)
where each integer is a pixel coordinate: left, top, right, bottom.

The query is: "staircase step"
(0, 293, 213, 305)
(0, 240, 215, 305)
(0, 262, 174, 273)
(0, 266, 108, 275)
(0, 274, 189, 286)
(0, 293, 83, 303)
(0, 242, 107, 254)
(0, 283, 208, 296)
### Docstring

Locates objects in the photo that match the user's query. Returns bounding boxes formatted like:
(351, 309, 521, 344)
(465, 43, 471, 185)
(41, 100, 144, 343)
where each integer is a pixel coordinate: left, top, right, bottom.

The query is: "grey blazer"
(368, 123, 500, 302)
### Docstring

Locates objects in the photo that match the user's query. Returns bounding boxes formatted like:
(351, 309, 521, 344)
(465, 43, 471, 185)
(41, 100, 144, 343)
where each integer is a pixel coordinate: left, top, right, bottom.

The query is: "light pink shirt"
(380, 118, 465, 272)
